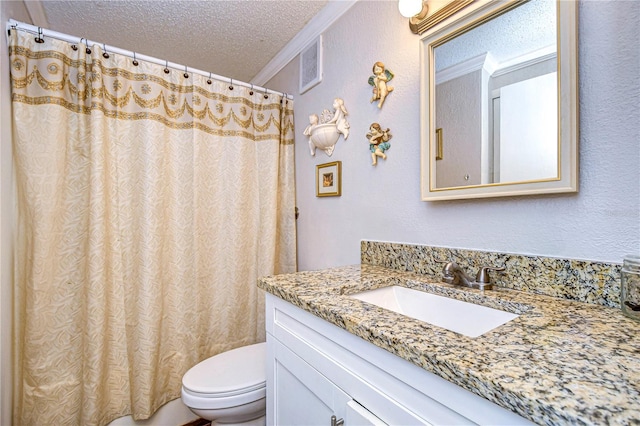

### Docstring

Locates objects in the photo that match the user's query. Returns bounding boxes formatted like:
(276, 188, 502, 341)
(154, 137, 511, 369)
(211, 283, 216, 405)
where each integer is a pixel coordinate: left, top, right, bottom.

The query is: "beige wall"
(1, 2, 34, 424)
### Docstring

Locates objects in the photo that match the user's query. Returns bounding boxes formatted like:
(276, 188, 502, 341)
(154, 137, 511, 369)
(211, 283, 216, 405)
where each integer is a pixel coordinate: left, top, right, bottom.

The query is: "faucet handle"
(475, 266, 505, 284)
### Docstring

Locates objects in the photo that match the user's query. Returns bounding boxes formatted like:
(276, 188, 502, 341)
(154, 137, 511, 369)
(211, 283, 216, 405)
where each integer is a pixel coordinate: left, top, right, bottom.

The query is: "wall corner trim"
(251, 0, 357, 87)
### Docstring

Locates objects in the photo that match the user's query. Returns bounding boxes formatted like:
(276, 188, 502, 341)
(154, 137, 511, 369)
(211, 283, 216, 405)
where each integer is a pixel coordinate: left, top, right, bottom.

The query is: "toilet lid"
(182, 342, 266, 397)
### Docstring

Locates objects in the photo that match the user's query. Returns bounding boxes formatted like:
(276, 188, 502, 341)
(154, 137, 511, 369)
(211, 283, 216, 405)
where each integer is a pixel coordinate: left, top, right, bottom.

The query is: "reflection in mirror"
(435, 0, 556, 187)
(420, 0, 578, 201)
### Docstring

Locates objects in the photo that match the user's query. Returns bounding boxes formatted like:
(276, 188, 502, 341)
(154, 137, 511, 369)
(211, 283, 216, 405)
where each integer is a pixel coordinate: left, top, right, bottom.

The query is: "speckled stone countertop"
(258, 264, 640, 425)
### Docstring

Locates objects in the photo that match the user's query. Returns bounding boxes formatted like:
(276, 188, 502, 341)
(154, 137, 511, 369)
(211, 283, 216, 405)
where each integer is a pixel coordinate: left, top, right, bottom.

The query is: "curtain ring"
(164, 60, 170, 74)
(132, 52, 139, 66)
(229, 79, 234, 90)
(263, 88, 269, 99)
(34, 27, 44, 43)
(183, 65, 189, 79)
(249, 84, 254, 96)
(102, 43, 110, 59)
(207, 72, 212, 85)
(82, 38, 91, 54)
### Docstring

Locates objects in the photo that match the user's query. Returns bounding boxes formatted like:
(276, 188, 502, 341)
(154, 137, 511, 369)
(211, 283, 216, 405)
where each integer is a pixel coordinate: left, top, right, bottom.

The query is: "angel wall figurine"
(366, 123, 392, 166)
(305, 98, 350, 157)
(368, 62, 394, 109)
(327, 98, 350, 139)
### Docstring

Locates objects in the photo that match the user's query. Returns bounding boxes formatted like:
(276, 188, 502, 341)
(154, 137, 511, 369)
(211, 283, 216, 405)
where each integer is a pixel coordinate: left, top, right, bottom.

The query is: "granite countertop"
(258, 264, 640, 425)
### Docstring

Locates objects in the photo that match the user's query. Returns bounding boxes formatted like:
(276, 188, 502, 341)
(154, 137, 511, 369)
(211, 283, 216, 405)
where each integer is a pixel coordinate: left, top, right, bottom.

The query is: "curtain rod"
(6, 19, 293, 100)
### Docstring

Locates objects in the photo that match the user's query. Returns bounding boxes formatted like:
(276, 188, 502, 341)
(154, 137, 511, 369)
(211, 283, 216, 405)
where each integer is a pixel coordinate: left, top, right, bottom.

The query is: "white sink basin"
(349, 286, 518, 338)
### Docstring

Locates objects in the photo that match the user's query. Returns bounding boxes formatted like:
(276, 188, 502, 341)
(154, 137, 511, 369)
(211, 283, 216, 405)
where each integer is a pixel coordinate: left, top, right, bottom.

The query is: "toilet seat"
(182, 342, 266, 410)
(181, 386, 265, 410)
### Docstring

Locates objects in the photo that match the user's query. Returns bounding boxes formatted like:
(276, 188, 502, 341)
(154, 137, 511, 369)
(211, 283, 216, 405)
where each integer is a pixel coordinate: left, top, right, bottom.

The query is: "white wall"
(266, 0, 640, 271)
(499, 72, 557, 182)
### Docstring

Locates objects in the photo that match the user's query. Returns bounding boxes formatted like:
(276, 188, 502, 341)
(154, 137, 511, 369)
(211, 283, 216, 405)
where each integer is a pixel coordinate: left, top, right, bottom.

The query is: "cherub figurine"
(366, 123, 392, 166)
(303, 113, 318, 136)
(327, 98, 350, 139)
(368, 62, 394, 109)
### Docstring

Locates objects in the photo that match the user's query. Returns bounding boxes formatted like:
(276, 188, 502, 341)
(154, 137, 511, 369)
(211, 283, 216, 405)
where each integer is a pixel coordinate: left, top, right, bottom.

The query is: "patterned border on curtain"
(9, 41, 295, 143)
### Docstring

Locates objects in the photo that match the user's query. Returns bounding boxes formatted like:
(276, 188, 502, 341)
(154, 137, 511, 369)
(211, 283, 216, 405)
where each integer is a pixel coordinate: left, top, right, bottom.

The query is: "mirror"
(420, 0, 578, 201)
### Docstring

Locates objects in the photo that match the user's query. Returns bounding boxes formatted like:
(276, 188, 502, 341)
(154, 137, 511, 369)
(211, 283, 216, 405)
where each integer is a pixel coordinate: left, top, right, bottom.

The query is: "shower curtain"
(9, 30, 296, 425)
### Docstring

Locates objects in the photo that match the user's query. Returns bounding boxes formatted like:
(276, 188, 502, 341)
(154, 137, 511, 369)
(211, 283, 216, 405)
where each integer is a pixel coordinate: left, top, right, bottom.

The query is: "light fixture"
(401, 0, 474, 35)
(398, 0, 425, 18)
(398, 0, 430, 33)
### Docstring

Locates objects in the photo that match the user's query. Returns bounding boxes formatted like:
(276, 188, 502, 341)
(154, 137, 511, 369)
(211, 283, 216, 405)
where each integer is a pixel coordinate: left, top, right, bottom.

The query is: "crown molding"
(436, 45, 557, 85)
(251, 0, 357, 87)
(23, 0, 48, 27)
(492, 45, 556, 78)
(436, 52, 497, 85)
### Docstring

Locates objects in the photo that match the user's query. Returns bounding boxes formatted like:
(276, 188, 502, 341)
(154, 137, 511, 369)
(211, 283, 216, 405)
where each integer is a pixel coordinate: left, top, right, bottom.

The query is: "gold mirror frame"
(420, 0, 578, 201)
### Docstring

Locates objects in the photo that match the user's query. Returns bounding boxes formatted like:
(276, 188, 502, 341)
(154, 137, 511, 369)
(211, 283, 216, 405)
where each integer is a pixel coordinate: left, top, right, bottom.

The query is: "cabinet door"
(273, 339, 388, 426)
(273, 339, 350, 425)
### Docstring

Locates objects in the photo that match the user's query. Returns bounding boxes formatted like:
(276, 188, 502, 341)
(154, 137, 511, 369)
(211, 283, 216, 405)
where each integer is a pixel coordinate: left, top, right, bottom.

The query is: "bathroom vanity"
(259, 264, 640, 425)
(265, 292, 531, 425)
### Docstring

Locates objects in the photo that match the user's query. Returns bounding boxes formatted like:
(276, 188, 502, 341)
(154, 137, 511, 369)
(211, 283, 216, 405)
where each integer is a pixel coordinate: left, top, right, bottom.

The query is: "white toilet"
(181, 342, 267, 425)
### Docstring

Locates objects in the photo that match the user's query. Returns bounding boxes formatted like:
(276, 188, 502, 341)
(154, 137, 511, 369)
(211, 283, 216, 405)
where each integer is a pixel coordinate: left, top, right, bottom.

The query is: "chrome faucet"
(440, 261, 474, 286)
(437, 260, 504, 290)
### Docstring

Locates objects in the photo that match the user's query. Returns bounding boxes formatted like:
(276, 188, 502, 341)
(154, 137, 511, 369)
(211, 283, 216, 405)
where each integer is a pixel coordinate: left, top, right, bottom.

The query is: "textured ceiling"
(39, 0, 329, 83)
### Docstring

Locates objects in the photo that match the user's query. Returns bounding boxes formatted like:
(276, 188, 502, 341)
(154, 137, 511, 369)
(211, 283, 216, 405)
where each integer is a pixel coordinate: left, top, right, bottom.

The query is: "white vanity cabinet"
(266, 294, 533, 426)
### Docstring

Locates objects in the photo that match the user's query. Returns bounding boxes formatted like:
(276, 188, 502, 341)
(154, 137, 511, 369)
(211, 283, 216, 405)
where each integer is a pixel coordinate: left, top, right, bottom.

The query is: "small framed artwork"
(316, 161, 341, 197)
(300, 35, 323, 94)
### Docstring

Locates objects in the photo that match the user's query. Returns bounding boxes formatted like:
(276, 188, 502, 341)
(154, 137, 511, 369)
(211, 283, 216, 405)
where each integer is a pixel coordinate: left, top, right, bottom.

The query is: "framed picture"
(316, 161, 341, 197)
(300, 35, 323, 94)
